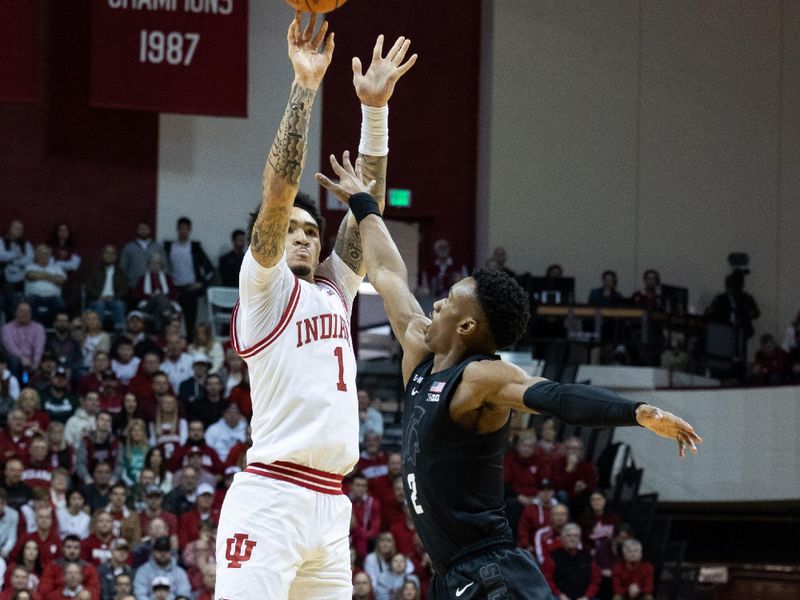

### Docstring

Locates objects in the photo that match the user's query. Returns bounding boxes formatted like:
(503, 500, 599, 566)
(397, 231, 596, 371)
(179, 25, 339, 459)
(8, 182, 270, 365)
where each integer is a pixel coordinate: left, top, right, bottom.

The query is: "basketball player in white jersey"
(214, 13, 417, 600)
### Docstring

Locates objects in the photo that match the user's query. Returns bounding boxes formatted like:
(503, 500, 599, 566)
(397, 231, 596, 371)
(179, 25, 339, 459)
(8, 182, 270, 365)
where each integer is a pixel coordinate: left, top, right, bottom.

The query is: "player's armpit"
(460, 360, 543, 412)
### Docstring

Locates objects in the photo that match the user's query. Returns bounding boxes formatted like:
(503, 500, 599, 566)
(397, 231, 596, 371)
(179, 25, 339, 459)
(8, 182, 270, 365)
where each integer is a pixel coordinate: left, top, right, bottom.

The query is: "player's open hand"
(287, 12, 334, 90)
(353, 35, 418, 107)
(635, 404, 703, 458)
(316, 151, 377, 203)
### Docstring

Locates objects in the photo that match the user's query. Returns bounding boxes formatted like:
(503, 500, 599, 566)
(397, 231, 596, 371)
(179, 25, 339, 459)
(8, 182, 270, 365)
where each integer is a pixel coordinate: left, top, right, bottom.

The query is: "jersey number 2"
(334, 346, 347, 392)
(407, 474, 424, 514)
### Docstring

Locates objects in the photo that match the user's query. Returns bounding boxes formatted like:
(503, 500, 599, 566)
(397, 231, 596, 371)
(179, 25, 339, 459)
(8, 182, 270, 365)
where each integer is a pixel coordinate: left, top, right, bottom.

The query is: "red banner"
(0, 0, 40, 103)
(90, 0, 248, 117)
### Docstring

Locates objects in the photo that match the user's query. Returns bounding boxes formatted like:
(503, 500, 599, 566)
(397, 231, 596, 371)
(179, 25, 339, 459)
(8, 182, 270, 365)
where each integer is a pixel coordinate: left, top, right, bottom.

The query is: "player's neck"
(432, 347, 469, 374)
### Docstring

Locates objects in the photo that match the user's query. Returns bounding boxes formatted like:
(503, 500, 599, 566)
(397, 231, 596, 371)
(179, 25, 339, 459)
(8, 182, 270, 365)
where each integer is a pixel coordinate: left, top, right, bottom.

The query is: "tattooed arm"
(251, 13, 334, 269)
(332, 35, 417, 275)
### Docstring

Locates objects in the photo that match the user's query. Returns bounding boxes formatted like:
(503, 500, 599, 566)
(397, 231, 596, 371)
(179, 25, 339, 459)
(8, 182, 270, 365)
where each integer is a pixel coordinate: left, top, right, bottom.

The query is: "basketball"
(285, 0, 348, 14)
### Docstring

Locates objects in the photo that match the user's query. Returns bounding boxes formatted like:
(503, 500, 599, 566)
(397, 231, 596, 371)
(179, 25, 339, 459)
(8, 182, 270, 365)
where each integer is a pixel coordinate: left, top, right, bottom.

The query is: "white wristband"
(358, 104, 389, 157)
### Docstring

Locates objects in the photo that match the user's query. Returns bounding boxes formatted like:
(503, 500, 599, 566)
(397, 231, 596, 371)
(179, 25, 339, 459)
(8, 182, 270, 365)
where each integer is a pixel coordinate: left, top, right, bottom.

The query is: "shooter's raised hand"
(353, 35, 418, 107)
(287, 12, 335, 90)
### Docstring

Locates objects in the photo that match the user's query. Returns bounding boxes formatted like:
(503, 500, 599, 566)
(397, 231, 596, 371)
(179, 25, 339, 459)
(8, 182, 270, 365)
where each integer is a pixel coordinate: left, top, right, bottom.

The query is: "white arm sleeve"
(235, 248, 296, 348)
(314, 252, 364, 316)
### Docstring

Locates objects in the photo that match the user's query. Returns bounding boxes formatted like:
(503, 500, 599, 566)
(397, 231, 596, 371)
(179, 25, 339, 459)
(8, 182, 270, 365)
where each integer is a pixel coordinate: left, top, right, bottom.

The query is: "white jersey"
(230, 249, 363, 475)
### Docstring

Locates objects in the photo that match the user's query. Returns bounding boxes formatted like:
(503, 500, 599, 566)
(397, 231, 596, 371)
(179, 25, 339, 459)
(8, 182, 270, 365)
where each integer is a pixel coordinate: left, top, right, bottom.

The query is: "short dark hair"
(472, 268, 530, 350)
(63, 535, 81, 545)
(643, 269, 660, 284)
(177, 217, 192, 228)
(231, 229, 245, 241)
(602, 270, 617, 282)
(248, 192, 326, 239)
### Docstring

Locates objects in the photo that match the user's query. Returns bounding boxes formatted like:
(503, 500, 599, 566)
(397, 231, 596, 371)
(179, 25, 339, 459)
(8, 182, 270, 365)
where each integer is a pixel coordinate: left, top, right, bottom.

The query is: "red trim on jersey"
(314, 276, 348, 314)
(229, 277, 301, 358)
(244, 461, 344, 495)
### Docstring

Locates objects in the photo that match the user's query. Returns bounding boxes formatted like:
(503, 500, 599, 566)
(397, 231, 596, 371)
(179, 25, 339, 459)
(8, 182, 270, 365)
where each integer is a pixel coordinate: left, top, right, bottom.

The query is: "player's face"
(285, 207, 321, 279)
(425, 277, 479, 352)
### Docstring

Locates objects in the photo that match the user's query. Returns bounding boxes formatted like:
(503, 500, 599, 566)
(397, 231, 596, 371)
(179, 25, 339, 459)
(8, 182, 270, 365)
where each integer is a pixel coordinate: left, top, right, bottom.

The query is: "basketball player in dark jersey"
(317, 157, 702, 600)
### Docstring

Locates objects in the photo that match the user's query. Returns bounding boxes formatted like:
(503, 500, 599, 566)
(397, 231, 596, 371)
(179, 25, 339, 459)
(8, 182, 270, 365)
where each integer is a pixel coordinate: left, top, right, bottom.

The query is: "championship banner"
(90, 0, 248, 116)
(0, 0, 40, 103)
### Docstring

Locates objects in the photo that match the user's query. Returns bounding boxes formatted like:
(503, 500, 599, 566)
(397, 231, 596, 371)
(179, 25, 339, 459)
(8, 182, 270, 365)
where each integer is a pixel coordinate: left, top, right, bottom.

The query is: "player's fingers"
(302, 13, 317, 42)
(678, 439, 686, 459)
(312, 20, 329, 49)
(352, 57, 363, 79)
(323, 32, 335, 62)
(329, 153, 345, 176)
(314, 173, 336, 191)
(396, 54, 418, 78)
(387, 36, 406, 61)
(392, 39, 411, 65)
(354, 157, 365, 182)
(288, 12, 301, 44)
(341, 150, 357, 176)
(367, 179, 377, 194)
(372, 34, 384, 60)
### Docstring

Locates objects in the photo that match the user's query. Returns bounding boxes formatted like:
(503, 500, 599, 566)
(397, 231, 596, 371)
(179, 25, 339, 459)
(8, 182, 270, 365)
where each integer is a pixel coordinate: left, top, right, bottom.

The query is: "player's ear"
(457, 317, 477, 338)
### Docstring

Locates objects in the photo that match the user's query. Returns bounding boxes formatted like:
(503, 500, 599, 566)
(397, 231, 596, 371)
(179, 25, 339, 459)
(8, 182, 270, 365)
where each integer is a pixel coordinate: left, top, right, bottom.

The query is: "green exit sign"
(388, 188, 412, 208)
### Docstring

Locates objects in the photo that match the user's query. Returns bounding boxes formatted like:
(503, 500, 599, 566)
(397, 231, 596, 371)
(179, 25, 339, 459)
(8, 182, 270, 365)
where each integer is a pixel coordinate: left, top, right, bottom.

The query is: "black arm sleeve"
(523, 380, 644, 428)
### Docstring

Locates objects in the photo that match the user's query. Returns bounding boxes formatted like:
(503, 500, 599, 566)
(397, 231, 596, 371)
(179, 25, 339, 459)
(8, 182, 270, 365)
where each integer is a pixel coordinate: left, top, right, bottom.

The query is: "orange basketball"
(285, 0, 348, 14)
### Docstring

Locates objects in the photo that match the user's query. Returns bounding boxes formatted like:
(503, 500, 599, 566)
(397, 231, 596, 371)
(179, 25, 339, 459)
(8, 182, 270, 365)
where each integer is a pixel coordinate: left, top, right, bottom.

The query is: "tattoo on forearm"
(252, 205, 291, 262)
(360, 155, 388, 204)
(268, 83, 316, 185)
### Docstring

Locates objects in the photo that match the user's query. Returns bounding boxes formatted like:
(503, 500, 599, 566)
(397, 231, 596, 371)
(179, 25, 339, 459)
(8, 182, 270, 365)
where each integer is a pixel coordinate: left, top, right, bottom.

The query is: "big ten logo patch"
(225, 533, 257, 568)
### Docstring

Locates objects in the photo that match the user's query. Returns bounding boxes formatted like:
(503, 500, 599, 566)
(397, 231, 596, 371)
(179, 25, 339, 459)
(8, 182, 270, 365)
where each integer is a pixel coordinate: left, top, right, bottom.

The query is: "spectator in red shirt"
(596, 523, 634, 598)
(752, 333, 788, 385)
(533, 503, 569, 564)
(176, 483, 219, 549)
(534, 417, 563, 481)
(505, 432, 541, 503)
(542, 523, 601, 600)
(43, 562, 88, 600)
(13, 507, 60, 565)
(357, 432, 389, 485)
(389, 504, 416, 556)
(38, 535, 100, 599)
(194, 562, 216, 600)
(1, 564, 41, 600)
(349, 473, 381, 558)
(16, 389, 49, 436)
(104, 484, 141, 545)
(5, 540, 44, 591)
(517, 478, 558, 552)
(97, 371, 123, 415)
(352, 570, 375, 600)
(552, 436, 597, 516)
(182, 520, 216, 593)
(80, 510, 116, 567)
(579, 491, 620, 551)
(0, 409, 31, 463)
(380, 476, 406, 532)
(125, 353, 164, 422)
(138, 485, 179, 549)
(21, 436, 53, 490)
(77, 352, 110, 398)
(370, 452, 402, 509)
(170, 420, 222, 477)
(612, 539, 654, 600)
(173, 447, 216, 492)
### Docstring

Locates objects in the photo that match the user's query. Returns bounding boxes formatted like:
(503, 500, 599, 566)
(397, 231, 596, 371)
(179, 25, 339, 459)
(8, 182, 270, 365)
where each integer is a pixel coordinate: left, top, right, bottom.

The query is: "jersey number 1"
(334, 346, 347, 392)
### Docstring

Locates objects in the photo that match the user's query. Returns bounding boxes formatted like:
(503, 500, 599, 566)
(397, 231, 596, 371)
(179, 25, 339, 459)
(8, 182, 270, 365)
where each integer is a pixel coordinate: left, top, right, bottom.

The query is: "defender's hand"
(635, 404, 703, 458)
(287, 12, 334, 90)
(353, 34, 418, 107)
(316, 151, 377, 203)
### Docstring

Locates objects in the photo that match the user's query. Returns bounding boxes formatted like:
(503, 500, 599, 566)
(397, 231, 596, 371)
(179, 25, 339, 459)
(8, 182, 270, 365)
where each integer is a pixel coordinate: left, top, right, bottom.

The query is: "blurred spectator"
(162, 467, 198, 516)
(111, 574, 134, 600)
(98, 539, 132, 600)
(144, 448, 174, 493)
(64, 393, 99, 450)
(132, 536, 191, 600)
(375, 553, 419, 600)
(389, 504, 416, 556)
(103, 485, 141, 545)
(0, 411, 30, 463)
(110, 339, 139, 388)
(138, 486, 178, 548)
(19, 488, 51, 535)
(546, 264, 563, 278)
(517, 478, 557, 553)
(112, 394, 140, 440)
(17, 388, 49, 435)
(122, 419, 150, 486)
(380, 476, 405, 534)
(504, 431, 541, 507)
(396, 580, 421, 600)
(96, 371, 122, 416)
(226, 369, 251, 420)
(349, 473, 381, 558)
(23, 245, 66, 328)
(176, 484, 218, 549)
(26, 353, 56, 392)
(0, 353, 21, 417)
(2, 459, 32, 511)
(75, 411, 124, 485)
(2, 303, 45, 379)
(81, 462, 113, 513)
(705, 271, 760, 377)
(579, 491, 620, 551)
(596, 523, 634, 590)
(178, 353, 210, 406)
(205, 404, 245, 463)
(173, 448, 215, 491)
(535, 419, 562, 481)
(352, 570, 375, 600)
(218, 229, 247, 288)
(45, 313, 82, 381)
(0, 489, 19, 560)
(149, 395, 187, 462)
(21, 436, 52, 489)
(782, 309, 800, 352)
(6, 540, 43, 592)
(419, 239, 467, 299)
(611, 539, 654, 600)
(122, 311, 160, 359)
(13, 507, 60, 564)
(119, 222, 166, 287)
(484, 246, 516, 278)
(126, 355, 166, 422)
(38, 535, 99, 599)
(131, 518, 170, 569)
(1, 221, 34, 318)
(364, 533, 413, 590)
(358, 431, 388, 485)
(85, 246, 129, 333)
(48, 469, 69, 512)
(57, 490, 91, 540)
(133, 255, 181, 335)
(534, 503, 569, 564)
(1, 566, 37, 600)
(222, 425, 250, 471)
(589, 270, 623, 307)
(752, 333, 787, 385)
(218, 349, 244, 398)
(80, 511, 116, 567)
(552, 437, 597, 514)
(187, 324, 224, 374)
(542, 523, 600, 600)
(163, 217, 215, 339)
(192, 561, 216, 600)
(79, 312, 111, 375)
(170, 421, 221, 478)
(160, 336, 193, 394)
(371, 452, 402, 512)
(186, 375, 225, 429)
(44, 425, 71, 478)
(48, 224, 80, 276)
(39, 368, 76, 425)
(631, 270, 661, 310)
(358, 389, 383, 445)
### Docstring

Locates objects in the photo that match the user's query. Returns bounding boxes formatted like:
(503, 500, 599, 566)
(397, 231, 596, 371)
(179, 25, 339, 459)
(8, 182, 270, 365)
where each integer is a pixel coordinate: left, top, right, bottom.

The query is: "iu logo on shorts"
(225, 533, 257, 568)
